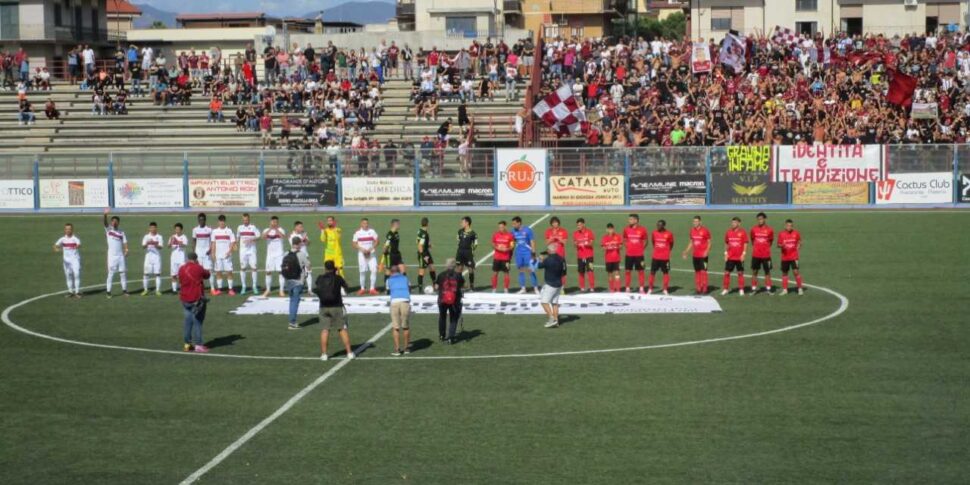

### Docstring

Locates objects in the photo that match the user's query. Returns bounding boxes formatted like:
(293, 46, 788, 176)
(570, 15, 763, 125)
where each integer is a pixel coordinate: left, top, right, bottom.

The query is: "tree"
(150, 20, 167, 29)
(630, 12, 686, 40)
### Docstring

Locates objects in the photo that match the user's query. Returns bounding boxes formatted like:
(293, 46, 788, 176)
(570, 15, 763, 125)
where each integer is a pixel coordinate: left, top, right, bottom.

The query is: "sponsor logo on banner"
(0, 180, 34, 209)
(231, 292, 723, 316)
(961, 174, 970, 203)
(691, 42, 712, 74)
(911, 102, 938, 120)
(712, 146, 787, 204)
(792, 182, 869, 205)
(419, 180, 494, 206)
(875, 172, 952, 204)
(629, 175, 706, 205)
(773, 145, 886, 182)
(264, 178, 338, 207)
(550, 175, 624, 206)
(114, 178, 184, 208)
(496, 149, 548, 206)
(39, 179, 109, 208)
(188, 179, 259, 208)
(341, 177, 414, 207)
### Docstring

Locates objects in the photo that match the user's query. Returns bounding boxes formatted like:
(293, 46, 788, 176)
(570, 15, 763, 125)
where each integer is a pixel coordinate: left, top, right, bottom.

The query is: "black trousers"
(438, 303, 462, 339)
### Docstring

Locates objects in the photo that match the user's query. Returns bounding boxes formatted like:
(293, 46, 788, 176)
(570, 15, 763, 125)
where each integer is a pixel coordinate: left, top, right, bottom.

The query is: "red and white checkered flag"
(532, 84, 587, 136)
(771, 26, 799, 47)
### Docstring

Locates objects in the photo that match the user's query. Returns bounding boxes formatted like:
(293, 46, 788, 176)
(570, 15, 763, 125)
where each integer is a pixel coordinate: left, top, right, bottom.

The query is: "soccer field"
(1, 209, 968, 484)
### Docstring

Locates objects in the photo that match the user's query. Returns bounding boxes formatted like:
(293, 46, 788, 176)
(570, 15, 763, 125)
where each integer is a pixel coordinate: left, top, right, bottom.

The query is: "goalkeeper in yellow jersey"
(318, 216, 345, 277)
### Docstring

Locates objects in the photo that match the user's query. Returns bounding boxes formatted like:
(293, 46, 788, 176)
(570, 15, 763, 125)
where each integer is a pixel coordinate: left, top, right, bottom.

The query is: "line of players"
(54, 211, 804, 298)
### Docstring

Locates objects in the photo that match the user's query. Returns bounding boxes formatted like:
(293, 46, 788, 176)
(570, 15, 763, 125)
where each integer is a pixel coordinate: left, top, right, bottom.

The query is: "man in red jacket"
(178, 252, 211, 353)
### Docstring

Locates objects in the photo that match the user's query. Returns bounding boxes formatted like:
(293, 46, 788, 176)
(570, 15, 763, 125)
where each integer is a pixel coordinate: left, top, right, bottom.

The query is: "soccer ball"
(423, 285, 435, 295)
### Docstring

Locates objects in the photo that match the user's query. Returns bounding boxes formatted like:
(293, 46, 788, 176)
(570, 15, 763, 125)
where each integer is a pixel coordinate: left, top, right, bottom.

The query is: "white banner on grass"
(0, 180, 34, 209)
(496, 148, 548, 206)
(114, 178, 184, 208)
(39, 178, 109, 208)
(875, 172, 953, 204)
(231, 292, 723, 316)
(772, 145, 886, 182)
(341, 177, 415, 207)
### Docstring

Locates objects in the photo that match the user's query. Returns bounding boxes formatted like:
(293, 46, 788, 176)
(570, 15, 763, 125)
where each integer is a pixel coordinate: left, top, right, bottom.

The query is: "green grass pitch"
(1, 210, 968, 484)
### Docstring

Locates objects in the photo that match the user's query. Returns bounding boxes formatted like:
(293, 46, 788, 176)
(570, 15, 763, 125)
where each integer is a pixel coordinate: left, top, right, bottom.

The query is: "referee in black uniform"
(455, 216, 478, 291)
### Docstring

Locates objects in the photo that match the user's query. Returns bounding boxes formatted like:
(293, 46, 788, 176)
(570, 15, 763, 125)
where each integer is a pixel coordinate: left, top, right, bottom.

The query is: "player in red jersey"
(600, 223, 623, 292)
(777, 218, 804, 295)
(622, 214, 649, 293)
(681, 215, 711, 294)
(749, 212, 775, 294)
(491, 220, 515, 293)
(722, 217, 748, 296)
(647, 220, 674, 295)
(573, 218, 596, 292)
(544, 216, 568, 288)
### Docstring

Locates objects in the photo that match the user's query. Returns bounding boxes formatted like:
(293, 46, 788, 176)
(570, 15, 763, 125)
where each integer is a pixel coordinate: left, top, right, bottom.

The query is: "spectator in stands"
(112, 89, 129, 115)
(437, 118, 452, 143)
(33, 68, 51, 91)
(460, 75, 475, 102)
(44, 98, 60, 120)
(82, 44, 95, 77)
(504, 61, 517, 101)
(91, 92, 107, 115)
(260, 111, 273, 149)
(15, 47, 28, 84)
(477, 75, 493, 101)
(17, 99, 35, 125)
(207, 97, 225, 123)
(67, 47, 80, 85)
(458, 101, 470, 132)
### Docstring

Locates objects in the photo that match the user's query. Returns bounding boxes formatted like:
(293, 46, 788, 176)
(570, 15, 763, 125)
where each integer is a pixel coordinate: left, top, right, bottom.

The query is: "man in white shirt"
(192, 213, 215, 290)
(210, 214, 236, 296)
(352, 218, 380, 295)
(263, 215, 287, 297)
(103, 210, 129, 297)
(289, 221, 311, 291)
(141, 222, 164, 296)
(237, 212, 262, 295)
(83, 45, 95, 76)
(53, 223, 82, 298)
(169, 222, 188, 293)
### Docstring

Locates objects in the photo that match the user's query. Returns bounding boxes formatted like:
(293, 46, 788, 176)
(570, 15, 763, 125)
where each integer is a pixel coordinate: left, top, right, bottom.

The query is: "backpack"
(281, 252, 302, 280)
(439, 273, 459, 306)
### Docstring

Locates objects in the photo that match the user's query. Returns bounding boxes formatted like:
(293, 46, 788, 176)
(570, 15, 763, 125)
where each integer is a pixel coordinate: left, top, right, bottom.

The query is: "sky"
(135, 0, 391, 17)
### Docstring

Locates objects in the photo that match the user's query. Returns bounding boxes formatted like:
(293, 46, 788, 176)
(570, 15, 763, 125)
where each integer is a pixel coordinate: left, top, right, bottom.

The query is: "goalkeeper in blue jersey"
(510, 216, 539, 294)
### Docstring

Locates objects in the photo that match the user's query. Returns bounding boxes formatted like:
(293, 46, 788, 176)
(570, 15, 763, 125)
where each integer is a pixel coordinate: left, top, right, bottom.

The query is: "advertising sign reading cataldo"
(496, 149, 548, 206)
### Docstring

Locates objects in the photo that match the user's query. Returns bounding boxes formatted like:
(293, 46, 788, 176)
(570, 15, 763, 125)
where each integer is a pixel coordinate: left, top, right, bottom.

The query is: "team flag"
(532, 84, 587, 136)
(720, 31, 747, 73)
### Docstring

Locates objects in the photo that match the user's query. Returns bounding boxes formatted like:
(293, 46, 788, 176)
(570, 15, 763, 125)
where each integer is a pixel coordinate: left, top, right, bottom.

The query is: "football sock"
(143, 275, 148, 289)
(662, 274, 670, 290)
(782, 275, 789, 290)
(217, 278, 224, 289)
(624, 271, 631, 288)
(173, 280, 179, 292)
(796, 275, 803, 288)
(265, 274, 273, 291)
(765, 274, 772, 289)
(155, 276, 161, 290)
(106, 272, 114, 293)
(637, 271, 645, 287)
(469, 272, 474, 288)
(491, 274, 498, 289)
(65, 274, 73, 293)
(518, 272, 525, 287)
(648, 274, 655, 290)
(252, 271, 259, 289)
(503, 274, 510, 289)
(723, 273, 731, 289)
(119, 273, 127, 291)
(73, 273, 81, 293)
(240, 273, 247, 292)
(228, 278, 234, 291)
(738, 274, 745, 289)
(530, 272, 537, 287)
(369, 271, 378, 290)
(430, 269, 437, 282)
(587, 272, 595, 288)
(359, 272, 366, 289)
(208, 275, 214, 289)
(693, 272, 700, 292)
(417, 274, 424, 287)
(278, 275, 284, 289)
(306, 269, 312, 286)
(578, 273, 585, 289)
(702, 271, 709, 292)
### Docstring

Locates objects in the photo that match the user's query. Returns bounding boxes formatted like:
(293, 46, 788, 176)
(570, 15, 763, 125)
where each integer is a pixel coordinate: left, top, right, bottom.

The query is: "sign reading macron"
(114, 178, 184, 208)
(0, 180, 34, 209)
(189, 179, 259, 208)
(496, 149, 547, 206)
(875, 172, 953, 204)
(39, 178, 109, 208)
(550, 175, 624, 206)
(341, 177, 414, 207)
(773, 145, 886, 182)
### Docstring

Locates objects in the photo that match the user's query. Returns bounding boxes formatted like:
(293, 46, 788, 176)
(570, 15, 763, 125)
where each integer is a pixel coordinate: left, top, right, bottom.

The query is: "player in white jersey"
(236, 212, 261, 295)
(169, 222, 188, 293)
(192, 212, 215, 289)
(352, 217, 380, 295)
(53, 223, 82, 298)
(210, 214, 237, 296)
(262, 215, 286, 297)
(289, 220, 311, 291)
(141, 222, 164, 296)
(103, 210, 129, 297)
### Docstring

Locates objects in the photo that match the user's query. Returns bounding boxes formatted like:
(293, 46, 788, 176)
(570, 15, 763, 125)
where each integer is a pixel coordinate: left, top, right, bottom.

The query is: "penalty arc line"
(176, 212, 552, 483)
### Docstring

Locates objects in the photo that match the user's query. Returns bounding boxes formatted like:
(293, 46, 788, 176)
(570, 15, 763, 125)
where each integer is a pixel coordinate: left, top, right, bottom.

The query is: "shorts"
(605, 261, 620, 273)
(624, 256, 644, 271)
(514, 252, 533, 269)
(540, 284, 562, 305)
(198, 254, 213, 270)
(324, 253, 344, 271)
(650, 259, 671, 274)
(144, 255, 161, 275)
(384, 251, 403, 267)
(417, 252, 434, 269)
(266, 252, 283, 272)
(390, 301, 410, 330)
(170, 256, 185, 276)
(456, 250, 475, 269)
(215, 257, 233, 272)
(752, 257, 773, 272)
(724, 260, 745, 272)
(239, 251, 258, 269)
(692, 257, 708, 272)
(492, 260, 510, 272)
(389, 58, 399, 69)
(318, 306, 348, 331)
(781, 260, 800, 273)
(107, 254, 127, 273)
(576, 257, 594, 273)
(63, 258, 80, 276)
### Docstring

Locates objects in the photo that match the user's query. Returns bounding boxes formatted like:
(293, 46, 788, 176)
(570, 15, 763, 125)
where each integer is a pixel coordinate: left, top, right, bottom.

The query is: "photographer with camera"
(178, 252, 211, 353)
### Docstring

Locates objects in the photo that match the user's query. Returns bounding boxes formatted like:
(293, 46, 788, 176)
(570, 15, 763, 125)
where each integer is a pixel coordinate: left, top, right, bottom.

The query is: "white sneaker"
(544, 320, 559, 328)
(662, 290, 669, 296)
(739, 289, 745, 296)
(503, 288, 509, 293)
(751, 286, 758, 294)
(320, 353, 329, 361)
(517, 288, 526, 294)
(797, 288, 804, 295)
(346, 352, 355, 360)
(780, 289, 789, 295)
(533, 287, 540, 295)
(721, 289, 729, 296)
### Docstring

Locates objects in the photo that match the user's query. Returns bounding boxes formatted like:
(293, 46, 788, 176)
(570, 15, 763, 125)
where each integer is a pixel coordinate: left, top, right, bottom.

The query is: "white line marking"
(179, 323, 392, 484)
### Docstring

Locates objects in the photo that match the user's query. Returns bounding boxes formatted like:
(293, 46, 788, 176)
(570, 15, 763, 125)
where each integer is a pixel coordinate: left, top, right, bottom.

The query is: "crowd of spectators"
(533, 29, 970, 146)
